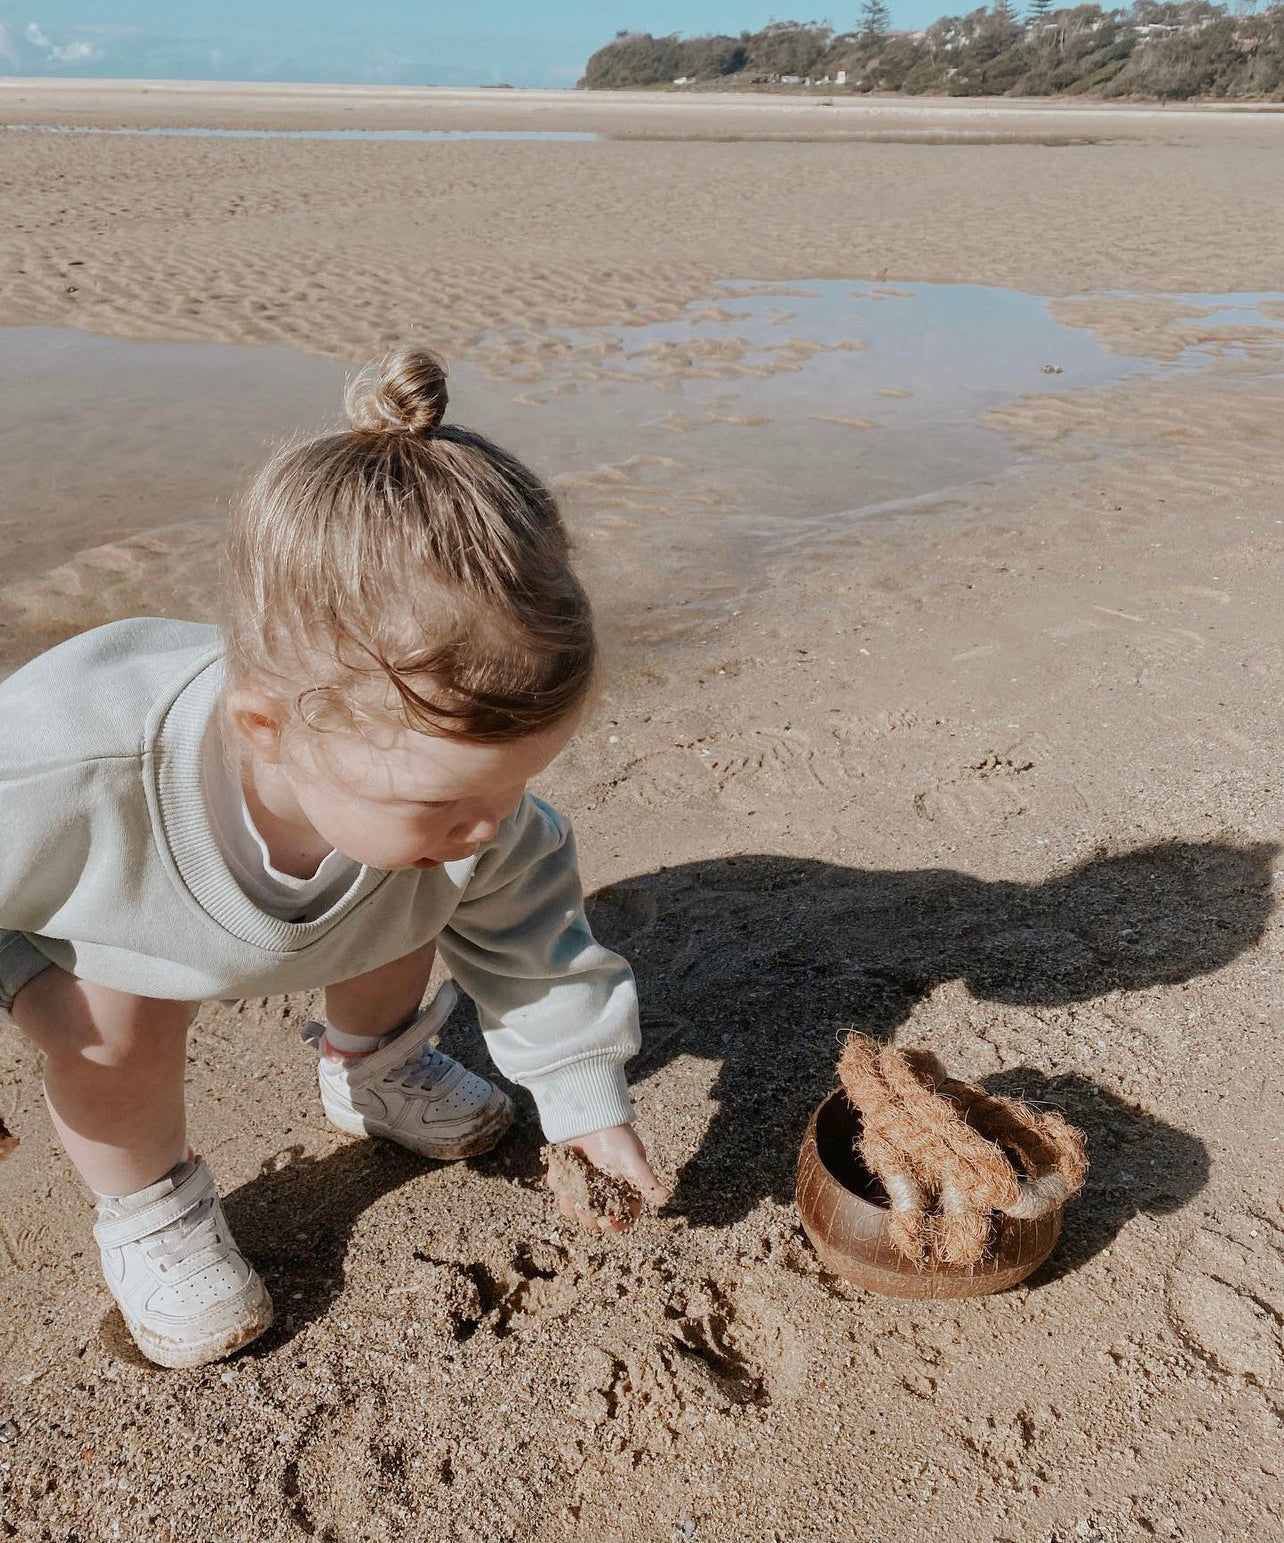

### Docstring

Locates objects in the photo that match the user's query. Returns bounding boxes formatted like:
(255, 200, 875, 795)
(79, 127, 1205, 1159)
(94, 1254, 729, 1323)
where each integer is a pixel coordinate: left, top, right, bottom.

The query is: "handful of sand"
(541, 1143, 643, 1227)
(0, 1115, 16, 1162)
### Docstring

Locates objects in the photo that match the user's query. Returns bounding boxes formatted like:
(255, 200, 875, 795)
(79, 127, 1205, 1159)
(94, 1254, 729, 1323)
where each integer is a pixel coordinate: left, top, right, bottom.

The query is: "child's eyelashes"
(373, 794, 455, 810)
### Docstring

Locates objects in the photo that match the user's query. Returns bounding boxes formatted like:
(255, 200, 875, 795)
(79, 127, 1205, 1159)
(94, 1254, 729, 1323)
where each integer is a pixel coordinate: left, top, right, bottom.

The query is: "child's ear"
(223, 687, 286, 763)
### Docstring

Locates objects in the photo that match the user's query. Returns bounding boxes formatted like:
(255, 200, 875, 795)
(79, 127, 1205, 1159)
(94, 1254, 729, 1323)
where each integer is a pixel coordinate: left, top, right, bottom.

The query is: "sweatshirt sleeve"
(434, 795, 641, 1143)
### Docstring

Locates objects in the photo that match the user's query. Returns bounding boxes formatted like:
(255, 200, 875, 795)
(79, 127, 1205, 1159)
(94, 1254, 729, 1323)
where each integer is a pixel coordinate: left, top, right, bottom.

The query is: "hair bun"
(345, 345, 449, 434)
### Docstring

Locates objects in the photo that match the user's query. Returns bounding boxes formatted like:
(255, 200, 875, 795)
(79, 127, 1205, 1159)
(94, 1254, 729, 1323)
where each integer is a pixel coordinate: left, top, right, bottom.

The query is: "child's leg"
(310, 941, 514, 1160)
(9, 966, 193, 1197)
(7, 964, 270, 1368)
(322, 939, 437, 1045)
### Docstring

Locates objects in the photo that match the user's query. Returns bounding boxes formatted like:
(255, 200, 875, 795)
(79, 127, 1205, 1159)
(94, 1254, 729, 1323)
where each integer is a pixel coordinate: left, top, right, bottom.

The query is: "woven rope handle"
(1002, 1170, 1073, 1220)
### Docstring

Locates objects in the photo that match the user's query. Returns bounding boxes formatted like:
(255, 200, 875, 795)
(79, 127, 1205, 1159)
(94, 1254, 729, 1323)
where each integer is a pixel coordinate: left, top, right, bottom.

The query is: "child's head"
(222, 346, 595, 869)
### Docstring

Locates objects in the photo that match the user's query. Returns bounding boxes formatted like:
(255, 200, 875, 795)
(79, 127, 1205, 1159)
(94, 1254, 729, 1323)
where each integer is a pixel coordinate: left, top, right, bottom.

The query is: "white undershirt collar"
(200, 716, 361, 923)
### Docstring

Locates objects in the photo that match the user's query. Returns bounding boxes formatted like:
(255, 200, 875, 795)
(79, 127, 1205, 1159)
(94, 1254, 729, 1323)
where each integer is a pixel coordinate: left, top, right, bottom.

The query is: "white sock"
(321, 1024, 386, 1057)
(322, 1005, 422, 1058)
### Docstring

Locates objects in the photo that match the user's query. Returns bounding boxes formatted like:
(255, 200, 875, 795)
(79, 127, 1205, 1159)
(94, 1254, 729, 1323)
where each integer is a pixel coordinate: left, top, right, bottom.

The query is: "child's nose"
(453, 814, 499, 844)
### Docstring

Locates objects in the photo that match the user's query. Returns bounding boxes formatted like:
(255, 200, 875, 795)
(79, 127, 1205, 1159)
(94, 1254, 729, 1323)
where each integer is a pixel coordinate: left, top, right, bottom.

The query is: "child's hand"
(548, 1124, 669, 1234)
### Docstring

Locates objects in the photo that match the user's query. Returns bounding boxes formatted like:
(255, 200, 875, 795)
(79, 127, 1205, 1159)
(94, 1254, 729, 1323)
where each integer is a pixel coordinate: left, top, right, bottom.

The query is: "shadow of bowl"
(796, 1091, 1063, 1299)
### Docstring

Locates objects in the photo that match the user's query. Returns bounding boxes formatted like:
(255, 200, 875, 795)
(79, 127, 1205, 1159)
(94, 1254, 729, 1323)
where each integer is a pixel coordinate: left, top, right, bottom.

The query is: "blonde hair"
(224, 346, 597, 743)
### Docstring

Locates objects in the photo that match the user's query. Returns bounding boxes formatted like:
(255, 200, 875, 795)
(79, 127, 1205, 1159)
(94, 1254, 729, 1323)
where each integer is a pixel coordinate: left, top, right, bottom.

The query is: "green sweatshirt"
(0, 619, 639, 1142)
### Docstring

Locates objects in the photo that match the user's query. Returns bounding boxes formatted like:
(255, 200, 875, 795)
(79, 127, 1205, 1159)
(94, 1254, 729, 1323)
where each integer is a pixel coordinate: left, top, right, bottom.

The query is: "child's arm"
(435, 795, 665, 1223)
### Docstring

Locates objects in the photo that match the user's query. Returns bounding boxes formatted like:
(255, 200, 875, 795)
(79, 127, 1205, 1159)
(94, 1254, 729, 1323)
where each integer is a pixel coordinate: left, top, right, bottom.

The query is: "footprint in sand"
(1130, 626, 1207, 667)
(1166, 1210, 1284, 1398)
(701, 725, 854, 810)
(1082, 607, 1208, 676)
(913, 757, 1088, 833)
(914, 777, 1030, 828)
(618, 726, 844, 811)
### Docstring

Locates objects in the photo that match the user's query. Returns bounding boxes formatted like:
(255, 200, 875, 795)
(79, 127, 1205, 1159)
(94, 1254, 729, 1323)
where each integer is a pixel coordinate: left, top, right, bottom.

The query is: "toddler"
(0, 347, 664, 1368)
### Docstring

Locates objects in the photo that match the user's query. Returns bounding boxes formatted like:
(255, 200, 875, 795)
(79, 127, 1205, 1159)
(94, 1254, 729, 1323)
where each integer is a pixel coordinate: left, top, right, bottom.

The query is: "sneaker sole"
(322, 1089, 516, 1160)
(119, 1282, 275, 1370)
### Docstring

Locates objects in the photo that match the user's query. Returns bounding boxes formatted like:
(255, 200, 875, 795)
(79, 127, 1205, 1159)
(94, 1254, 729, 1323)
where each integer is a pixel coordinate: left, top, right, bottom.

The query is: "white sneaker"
(93, 1157, 273, 1369)
(303, 983, 515, 1160)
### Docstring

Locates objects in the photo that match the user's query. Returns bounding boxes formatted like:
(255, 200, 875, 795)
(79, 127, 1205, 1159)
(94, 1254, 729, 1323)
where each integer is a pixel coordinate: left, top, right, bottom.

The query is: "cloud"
(23, 19, 103, 65)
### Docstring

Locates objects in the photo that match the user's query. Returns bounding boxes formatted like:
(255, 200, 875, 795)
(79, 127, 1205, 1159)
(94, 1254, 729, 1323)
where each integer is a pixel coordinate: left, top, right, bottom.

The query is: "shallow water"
(471, 280, 1284, 526)
(1, 281, 1281, 663)
(2, 124, 602, 143)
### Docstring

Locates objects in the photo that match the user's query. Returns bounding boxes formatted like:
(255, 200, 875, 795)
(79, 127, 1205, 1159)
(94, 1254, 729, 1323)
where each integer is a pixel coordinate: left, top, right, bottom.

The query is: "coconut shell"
(796, 1092, 1062, 1299)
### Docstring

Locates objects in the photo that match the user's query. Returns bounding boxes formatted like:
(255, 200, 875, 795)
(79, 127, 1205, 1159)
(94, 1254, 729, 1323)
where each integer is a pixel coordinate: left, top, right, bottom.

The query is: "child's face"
(281, 715, 578, 871)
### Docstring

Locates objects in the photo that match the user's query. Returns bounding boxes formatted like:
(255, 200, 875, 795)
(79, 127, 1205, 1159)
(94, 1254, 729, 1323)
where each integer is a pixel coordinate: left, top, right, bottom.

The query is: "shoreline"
(4, 76, 1284, 135)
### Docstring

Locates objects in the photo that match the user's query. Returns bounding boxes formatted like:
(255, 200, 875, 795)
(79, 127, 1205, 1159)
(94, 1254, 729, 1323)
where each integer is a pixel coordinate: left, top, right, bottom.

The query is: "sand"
(0, 83, 1282, 1543)
(542, 1147, 644, 1229)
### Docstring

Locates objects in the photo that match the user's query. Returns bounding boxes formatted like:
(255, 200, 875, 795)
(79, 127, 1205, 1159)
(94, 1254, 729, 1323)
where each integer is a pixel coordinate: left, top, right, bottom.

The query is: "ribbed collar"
(146, 646, 393, 954)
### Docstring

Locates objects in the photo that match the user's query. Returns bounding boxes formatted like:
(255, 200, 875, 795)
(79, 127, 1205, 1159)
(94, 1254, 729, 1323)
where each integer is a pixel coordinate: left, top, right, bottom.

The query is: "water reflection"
(3, 124, 602, 143)
(1, 281, 1280, 669)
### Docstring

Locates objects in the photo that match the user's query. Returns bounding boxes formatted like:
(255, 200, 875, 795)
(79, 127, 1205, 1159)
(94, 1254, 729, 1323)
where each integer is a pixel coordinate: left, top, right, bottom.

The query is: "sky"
(0, 4, 953, 91)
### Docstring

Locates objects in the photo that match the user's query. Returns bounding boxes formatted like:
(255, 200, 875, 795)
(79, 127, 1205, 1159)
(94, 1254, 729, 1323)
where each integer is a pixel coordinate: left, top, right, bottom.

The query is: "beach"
(0, 82, 1282, 1542)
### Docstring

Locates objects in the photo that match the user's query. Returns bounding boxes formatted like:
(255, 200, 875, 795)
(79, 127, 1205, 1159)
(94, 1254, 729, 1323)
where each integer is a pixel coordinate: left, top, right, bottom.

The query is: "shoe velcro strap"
(299, 981, 459, 1063)
(341, 980, 459, 1082)
(92, 1163, 215, 1251)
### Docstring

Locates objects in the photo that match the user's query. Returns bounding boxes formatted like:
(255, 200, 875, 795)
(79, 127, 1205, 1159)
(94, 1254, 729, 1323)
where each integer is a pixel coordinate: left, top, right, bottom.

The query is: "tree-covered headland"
(580, 4, 1284, 100)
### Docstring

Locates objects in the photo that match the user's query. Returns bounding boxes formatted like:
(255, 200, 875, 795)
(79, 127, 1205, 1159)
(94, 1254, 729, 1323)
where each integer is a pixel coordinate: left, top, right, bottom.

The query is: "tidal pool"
(1, 282, 1280, 663)
(2, 124, 602, 142)
(469, 280, 1284, 527)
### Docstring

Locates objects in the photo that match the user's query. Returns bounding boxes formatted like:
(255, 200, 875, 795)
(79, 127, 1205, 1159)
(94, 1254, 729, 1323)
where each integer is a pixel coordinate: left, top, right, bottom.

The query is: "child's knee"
(8, 962, 191, 1061)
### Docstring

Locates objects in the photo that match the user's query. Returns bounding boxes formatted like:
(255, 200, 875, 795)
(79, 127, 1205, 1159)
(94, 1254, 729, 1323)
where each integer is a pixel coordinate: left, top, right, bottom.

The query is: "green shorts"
(0, 931, 56, 1016)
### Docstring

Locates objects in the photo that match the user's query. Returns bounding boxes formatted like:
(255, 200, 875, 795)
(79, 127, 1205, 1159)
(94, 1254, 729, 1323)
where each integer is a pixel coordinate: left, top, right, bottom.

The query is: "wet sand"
(1, 82, 1282, 1543)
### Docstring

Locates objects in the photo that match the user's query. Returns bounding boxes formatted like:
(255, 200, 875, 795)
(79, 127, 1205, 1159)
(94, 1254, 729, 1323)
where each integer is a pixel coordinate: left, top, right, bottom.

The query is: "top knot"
(344, 346, 449, 435)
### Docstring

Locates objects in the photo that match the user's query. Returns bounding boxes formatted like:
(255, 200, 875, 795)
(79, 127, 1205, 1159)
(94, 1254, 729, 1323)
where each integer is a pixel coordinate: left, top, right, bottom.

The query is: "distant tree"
(860, 0, 893, 36)
(743, 19, 834, 76)
(1131, 0, 1223, 23)
(581, 32, 685, 87)
(578, 3, 1284, 98)
(679, 33, 749, 77)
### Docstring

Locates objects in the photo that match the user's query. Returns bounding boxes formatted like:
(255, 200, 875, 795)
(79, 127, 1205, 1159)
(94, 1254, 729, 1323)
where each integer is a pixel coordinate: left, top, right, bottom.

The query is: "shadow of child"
(584, 838, 1274, 1231)
(205, 836, 1272, 1349)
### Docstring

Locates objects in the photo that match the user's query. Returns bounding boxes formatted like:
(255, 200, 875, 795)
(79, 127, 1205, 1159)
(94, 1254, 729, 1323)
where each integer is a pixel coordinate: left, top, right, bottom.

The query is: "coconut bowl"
(796, 1090, 1063, 1299)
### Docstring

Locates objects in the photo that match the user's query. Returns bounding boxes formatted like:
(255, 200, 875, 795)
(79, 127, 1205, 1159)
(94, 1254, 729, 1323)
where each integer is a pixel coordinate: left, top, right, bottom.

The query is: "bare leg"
(321, 941, 437, 1056)
(10, 966, 193, 1197)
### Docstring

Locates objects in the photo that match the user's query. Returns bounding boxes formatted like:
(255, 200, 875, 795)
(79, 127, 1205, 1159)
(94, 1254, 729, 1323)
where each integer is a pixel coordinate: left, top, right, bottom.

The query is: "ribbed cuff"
(523, 1056, 635, 1143)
